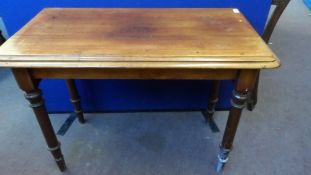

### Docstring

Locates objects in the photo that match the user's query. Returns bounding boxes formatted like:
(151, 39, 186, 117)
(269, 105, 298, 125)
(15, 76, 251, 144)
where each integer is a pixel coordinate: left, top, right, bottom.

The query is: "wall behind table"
(0, 0, 271, 112)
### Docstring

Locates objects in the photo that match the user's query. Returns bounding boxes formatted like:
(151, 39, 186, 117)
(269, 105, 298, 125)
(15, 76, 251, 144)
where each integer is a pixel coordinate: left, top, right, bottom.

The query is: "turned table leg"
(65, 79, 85, 123)
(12, 69, 66, 172)
(202, 80, 221, 132)
(216, 70, 258, 172)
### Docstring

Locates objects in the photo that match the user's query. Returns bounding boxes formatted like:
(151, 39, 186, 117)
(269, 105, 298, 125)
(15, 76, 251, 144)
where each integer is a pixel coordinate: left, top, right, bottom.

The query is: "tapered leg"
(65, 79, 85, 123)
(216, 70, 258, 172)
(202, 80, 221, 132)
(12, 69, 66, 172)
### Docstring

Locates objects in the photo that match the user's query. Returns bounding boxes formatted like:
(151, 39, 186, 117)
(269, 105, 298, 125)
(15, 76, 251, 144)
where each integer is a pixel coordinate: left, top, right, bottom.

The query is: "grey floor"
(0, 1, 310, 175)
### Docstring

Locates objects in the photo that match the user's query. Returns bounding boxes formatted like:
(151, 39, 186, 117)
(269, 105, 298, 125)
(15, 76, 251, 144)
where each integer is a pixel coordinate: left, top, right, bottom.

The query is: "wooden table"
(0, 8, 280, 172)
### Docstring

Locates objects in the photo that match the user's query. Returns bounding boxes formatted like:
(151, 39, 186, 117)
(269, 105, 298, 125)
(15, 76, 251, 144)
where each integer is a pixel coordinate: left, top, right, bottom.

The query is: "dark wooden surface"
(65, 79, 85, 123)
(0, 8, 280, 172)
(221, 70, 258, 149)
(31, 68, 238, 80)
(0, 8, 279, 69)
(12, 68, 66, 171)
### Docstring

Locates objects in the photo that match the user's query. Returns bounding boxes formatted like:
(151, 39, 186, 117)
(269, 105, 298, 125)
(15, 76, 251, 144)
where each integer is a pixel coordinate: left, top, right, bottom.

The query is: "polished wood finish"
(11, 68, 66, 171)
(217, 70, 258, 171)
(0, 8, 279, 69)
(65, 79, 85, 123)
(31, 68, 238, 80)
(222, 70, 258, 149)
(0, 8, 280, 172)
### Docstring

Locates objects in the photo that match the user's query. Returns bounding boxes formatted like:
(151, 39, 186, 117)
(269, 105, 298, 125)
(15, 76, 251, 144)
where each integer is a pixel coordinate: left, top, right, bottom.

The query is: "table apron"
(29, 68, 239, 80)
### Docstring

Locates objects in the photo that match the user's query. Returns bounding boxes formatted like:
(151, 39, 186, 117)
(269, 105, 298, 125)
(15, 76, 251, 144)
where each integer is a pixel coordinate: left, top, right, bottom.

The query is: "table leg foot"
(56, 158, 67, 172)
(215, 146, 230, 172)
(65, 79, 85, 124)
(74, 109, 85, 124)
(48, 142, 66, 171)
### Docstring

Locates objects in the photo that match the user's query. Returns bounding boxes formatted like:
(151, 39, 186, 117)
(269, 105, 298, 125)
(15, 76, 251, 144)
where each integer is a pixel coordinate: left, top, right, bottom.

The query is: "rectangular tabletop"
(0, 8, 280, 69)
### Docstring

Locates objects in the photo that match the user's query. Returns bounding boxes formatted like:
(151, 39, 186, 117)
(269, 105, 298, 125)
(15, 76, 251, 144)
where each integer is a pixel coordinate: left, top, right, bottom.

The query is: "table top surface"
(0, 8, 280, 69)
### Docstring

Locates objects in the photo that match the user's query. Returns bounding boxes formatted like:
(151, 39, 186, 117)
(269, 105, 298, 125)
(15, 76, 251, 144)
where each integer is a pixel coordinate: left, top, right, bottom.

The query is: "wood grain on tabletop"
(0, 8, 280, 68)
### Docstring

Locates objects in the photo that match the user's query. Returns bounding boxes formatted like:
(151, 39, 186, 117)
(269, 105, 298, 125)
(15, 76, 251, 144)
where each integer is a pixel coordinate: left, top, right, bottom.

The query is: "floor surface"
(0, 1, 310, 174)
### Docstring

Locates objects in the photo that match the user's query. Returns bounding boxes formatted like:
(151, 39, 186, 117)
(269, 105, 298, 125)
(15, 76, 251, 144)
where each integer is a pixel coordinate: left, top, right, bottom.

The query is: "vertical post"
(12, 68, 66, 172)
(247, 73, 260, 111)
(202, 80, 221, 132)
(216, 70, 258, 172)
(0, 30, 6, 45)
(65, 79, 85, 123)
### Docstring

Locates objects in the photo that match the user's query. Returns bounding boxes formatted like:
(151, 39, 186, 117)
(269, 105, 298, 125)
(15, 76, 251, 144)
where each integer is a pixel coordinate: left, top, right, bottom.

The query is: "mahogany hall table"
(0, 8, 280, 172)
